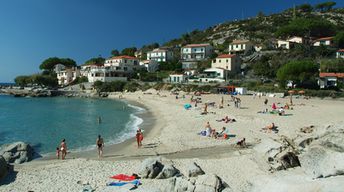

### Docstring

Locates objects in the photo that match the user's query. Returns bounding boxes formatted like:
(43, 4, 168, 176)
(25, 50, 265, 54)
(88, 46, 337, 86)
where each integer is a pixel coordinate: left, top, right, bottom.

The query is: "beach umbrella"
(298, 90, 305, 95)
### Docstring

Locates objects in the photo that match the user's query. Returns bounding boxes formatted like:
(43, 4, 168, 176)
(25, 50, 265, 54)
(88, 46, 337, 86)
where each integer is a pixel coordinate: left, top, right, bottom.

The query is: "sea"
(0, 94, 144, 155)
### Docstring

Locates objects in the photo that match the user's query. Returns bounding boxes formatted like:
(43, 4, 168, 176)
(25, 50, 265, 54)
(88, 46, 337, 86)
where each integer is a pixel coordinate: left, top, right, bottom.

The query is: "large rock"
(188, 162, 205, 177)
(138, 157, 164, 179)
(278, 152, 300, 170)
(156, 164, 179, 179)
(300, 146, 344, 178)
(194, 174, 223, 192)
(0, 156, 8, 181)
(0, 142, 34, 164)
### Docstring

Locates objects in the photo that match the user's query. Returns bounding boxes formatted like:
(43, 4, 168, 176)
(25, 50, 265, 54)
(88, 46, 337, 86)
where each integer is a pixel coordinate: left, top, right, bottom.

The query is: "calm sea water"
(0, 95, 143, 154)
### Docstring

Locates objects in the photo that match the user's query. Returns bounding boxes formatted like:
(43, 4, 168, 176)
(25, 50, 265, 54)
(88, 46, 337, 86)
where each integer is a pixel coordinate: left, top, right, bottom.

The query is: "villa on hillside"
(56, 67, 81, 86)
(318, 72, 344, 88)
(139, 60, 159, 72)
(336, 49, 344, 59)
(180, 43, 213, 69)
(211, 54, 242, 74)
(313, 37, 334, 47)
(277, 36, 305, 49)
(104, 55, 140, 72)
(228, 40, 254, 54)
(146, 47, 173, 62)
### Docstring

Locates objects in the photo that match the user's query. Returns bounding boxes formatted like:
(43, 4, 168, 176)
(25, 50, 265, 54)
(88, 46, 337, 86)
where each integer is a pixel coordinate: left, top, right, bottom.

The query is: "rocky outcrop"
(0, 155, 8, 181)
(2, 88, 55, 97)
(139, 157, 164, 179)
(0, 142, 35, 164)
(188, 162, 205, 177)
(156, 164, 180, 179)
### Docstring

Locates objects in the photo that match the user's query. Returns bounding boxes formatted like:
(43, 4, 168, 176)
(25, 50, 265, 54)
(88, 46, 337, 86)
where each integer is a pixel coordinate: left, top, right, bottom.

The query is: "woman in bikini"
(60, 139, 67, 160)
(96, 135, 104, 158)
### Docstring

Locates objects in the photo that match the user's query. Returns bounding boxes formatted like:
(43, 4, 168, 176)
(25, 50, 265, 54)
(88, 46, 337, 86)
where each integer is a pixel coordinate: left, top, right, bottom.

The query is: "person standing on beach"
(60, 139, 67, 160)
(96, 135, 104, 158)
(136, 129, 143, 148)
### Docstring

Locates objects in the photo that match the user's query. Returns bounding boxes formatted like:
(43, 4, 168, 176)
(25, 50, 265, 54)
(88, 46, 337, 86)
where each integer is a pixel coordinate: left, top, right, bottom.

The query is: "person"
(278, 107, 285, 116)
(284, 103, 290, 110)
(96, 135, 104, 158)
(266, 123, 275, 133)
(272, 103, 277, 110)
(136, 129, 143, 148)
(60, 139, 67, 160)
(56, 147, 60, 159)
(98, 116, 102, 124)
(264, 98, 268, 105)
(205, 122, 211, 128)
(236, 138, 246, 147)
(216, 127, 228, 139)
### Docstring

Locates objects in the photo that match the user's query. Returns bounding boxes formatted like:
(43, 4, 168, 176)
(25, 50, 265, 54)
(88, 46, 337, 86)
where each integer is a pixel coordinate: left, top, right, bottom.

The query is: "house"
(54, 64, 66, 73)
(169, 74, 187, 83)
(336, 49, 344, 59)
(211, 54, 242, 74)
(147, 48, 173, 62)
(313, 37, 334, 47)
(277, 36, 305, 49)
(318, 72, 344, 88)
(57, 67, 81, 86)
(228, 40, 253, 54)
(86, 67, 128, 83)
(134, 49, 144, 59)
(104, 55, 140, 72)
(180, 43, 213, 69)
(139, 60, 159, 72)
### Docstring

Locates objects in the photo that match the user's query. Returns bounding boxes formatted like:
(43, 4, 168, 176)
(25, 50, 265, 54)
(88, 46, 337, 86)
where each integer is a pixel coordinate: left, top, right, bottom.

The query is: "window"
(226, 59, 228, 63)
(213, 59, 216, 63)
(219, 60, 221, 63)
(236, 45, 238, 48)
(124, 67, 127, 71)
(124, 60, 127, 63)
(201, 48, 203, 52)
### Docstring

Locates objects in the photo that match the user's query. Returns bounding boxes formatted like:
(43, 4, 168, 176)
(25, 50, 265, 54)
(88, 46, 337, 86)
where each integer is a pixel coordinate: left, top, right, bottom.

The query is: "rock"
(0, 156, 8, 181)
(300, 125, 314, 133)
(139, 157, 164, 179)
(81, 184, 95, 192)
(298, 138, 314, 148)
(0, 142, 34, 164)
(156, 164, 179, 179)
(163, 177, 195, 192)
(278, 152, 300, 169)
(188, 162, 205, 177)
(300, 146, 344, 178)
(194, 174, 223, 192)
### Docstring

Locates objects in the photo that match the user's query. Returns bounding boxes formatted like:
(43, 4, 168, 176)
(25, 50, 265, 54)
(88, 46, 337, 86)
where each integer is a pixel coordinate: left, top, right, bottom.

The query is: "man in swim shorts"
(96, 135, 104, 158)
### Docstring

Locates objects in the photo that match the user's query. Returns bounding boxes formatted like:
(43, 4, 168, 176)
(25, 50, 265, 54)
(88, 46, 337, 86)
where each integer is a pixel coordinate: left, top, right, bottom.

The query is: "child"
(56, 147, 60, 159)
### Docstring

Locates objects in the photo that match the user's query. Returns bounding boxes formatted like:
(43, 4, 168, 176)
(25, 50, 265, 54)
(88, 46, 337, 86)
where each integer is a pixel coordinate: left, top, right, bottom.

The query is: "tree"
(31, 74, 58, 87)
(276, 60, 318, 88)
(121, 47, 137, 56)
(84, 57, 105, 65)
(14, 76, 32, 87)
(39, 57, 76, 71)
(334, 32, 344, 48)
(297, 4, 313, 12)
(320, 59, 344, 72)
(315, 1, 336, 12)
(111, 49, 120, 56)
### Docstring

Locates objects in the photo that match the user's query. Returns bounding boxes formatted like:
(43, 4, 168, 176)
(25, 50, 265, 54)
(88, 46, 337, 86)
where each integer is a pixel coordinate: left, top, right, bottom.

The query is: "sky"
(0, 0, 343, 82)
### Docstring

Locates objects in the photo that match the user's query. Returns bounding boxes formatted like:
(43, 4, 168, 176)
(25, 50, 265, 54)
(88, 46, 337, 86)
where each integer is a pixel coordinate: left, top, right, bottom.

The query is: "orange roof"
(320, 73, 344, 78)
(337, 49, 344, 52)
(315, 37, 333, 41)
(217, 54, 236, 58)
(231, 39, 250, 44)
(183, 43, 210, 48)
(110, 55, 137, 60)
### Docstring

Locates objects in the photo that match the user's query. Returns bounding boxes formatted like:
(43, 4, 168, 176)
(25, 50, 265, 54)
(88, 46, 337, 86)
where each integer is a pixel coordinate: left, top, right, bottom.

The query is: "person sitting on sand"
(216, 127, 228, 139)
(236, 138, 246, 148)
(205, 121, 211, 128)
(284, 103, 290, 110)
(264, 123, 276, 133)
(278, 107, 285, 116)
(60, 139, 67, 160)
(205, 126, 212, 137)
(272, 103, 277, 110)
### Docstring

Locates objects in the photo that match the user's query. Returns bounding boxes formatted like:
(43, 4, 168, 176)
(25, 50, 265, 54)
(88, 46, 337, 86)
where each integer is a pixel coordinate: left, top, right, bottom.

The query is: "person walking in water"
(136, 129, 143, 148)
(98, 116, 102, 124)
(96, 135, 104, 158)
(60, 139, 67, 160)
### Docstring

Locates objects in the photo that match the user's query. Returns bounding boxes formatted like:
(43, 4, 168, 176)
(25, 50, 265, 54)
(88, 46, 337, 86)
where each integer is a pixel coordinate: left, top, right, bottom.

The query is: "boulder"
(278, 152, 300, 169)
(188, 162, 205, 177)
(156, 164, 179, 179)
(0, 156, 8, 181)
(163, 177, 195, 192)
(299, 146, 344, 178)
(194, 174, 223, 192)
(138, 157, 164, 179)
(0, 142, 34, 164)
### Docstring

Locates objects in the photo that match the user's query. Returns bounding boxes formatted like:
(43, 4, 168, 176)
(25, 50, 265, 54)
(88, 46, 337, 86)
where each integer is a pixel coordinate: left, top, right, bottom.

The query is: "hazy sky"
(0, 0, 343, 82)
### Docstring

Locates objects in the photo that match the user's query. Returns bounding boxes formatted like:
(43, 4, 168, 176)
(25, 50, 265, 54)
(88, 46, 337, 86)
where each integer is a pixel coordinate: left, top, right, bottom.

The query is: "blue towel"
(107, 180, 140, 187)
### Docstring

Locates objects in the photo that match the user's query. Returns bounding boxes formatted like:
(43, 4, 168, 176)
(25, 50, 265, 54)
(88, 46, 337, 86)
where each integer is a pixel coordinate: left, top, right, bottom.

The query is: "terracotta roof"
(315, 37, 333, 41)
(183, 43, 210, 48)
(231, 40, 250, 44)
(337, 49, 344, 52)
(217, 54, 236, 58)
(320, 73, 344, 78)
(110, 55, 137, 60)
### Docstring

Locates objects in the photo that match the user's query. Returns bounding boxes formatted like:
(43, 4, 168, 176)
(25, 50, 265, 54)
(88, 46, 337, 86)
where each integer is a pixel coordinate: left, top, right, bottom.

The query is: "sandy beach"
(1, 91, 344, 192)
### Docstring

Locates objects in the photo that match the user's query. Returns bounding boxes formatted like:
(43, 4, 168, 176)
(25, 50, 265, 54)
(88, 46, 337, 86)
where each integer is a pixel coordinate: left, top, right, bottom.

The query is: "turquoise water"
(0, 95, 143, 154)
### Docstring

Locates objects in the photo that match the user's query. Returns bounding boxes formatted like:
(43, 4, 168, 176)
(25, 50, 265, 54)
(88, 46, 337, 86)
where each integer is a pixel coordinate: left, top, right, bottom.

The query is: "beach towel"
(110, 174, 136, 181)
(107, 179, 140, 187)
(184, 104, 192, 110)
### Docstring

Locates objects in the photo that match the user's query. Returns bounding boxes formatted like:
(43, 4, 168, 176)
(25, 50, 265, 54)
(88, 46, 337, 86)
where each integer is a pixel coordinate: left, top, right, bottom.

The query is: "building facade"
(147, 48, 173, 62)
(57, 67, 81, 86)
(336, 49, 344, 59)
(228, 40, 253, 54)
(180, 43, 213, 69)
(211, 54, 241, 74)
(313, 37, 334, 47)
(319, 73, 344, 88)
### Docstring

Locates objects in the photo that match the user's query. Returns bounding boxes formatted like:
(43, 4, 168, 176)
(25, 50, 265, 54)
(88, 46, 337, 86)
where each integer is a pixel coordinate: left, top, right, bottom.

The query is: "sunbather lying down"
(216, 116, 236, 123)
(236, 138, 246, 148)
(261, 123, 278, 133)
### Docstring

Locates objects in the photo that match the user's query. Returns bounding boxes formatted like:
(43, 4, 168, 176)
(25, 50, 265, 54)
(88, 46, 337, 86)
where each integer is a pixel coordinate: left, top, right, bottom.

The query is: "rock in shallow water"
(0, 155, 8, 181)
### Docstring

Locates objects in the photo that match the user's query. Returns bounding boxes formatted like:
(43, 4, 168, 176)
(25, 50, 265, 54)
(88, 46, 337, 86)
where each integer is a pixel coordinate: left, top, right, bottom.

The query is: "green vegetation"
(334, 32, 344, 48)
(320, 59, 344, 72)
(15, 74, 58, 87)
(39, 57, 76, 71)
(315, 1, 336, 12)
(120, 47, 137, 57)
(84, 57, 105, 65)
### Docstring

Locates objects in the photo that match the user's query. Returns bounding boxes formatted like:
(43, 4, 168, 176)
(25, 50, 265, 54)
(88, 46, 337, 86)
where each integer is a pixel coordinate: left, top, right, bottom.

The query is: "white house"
(54, 64, 66, 73)
(169, 74, 187, 83)
(211, 54, 241, 74)
(86, 68, 127, 83)
(181, 43, 213, 69)
(336, 49, 344, 59)
(277, 36, 304, 49)
(139, 60, 159, 72)
(147, 48, 173, 62)
(313, 37, 334, 47)
(104, 55, 140, 72)
(57, 67, 81, 86)
(319, 72, 344, 88)
(228, 40, 253, 54)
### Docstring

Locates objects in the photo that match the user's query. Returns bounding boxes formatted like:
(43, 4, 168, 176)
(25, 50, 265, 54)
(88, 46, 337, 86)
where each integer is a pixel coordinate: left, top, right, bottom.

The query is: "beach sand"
(1, 91, 344, 191)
